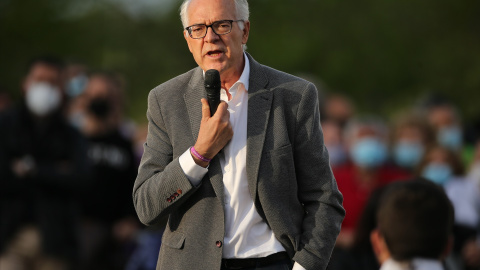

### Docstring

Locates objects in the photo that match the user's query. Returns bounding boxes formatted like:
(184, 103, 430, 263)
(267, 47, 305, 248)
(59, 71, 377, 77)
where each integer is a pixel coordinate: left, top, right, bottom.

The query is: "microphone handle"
(207, 92, 220, 116)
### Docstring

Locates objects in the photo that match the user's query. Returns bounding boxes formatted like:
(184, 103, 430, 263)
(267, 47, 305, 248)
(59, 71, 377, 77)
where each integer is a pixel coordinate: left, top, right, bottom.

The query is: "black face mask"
(88, 98, 111, 119)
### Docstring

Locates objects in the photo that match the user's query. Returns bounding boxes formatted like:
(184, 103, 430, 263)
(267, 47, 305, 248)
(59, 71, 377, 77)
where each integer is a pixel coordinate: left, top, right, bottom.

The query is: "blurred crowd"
(0, 56, 479, 270)
(321, 93, 480, 270)
(0, 56, 158, 270)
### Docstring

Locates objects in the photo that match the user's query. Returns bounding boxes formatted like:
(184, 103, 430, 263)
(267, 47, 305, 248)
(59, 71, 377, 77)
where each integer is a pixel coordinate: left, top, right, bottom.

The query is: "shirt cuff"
(292, 262, 307, 270)
(179, 148, 208, 187)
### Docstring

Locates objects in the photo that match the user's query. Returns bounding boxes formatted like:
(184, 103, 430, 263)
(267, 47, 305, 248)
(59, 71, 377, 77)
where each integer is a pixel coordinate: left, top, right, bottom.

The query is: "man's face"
(23, 63, 62, 92)
(184, 0, 250, 76)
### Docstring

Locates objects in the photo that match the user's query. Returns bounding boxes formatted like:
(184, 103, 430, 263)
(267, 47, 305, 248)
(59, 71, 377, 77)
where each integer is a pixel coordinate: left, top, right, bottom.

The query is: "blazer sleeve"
(291, 83, 345, 270)
(133, 89, 198, 226)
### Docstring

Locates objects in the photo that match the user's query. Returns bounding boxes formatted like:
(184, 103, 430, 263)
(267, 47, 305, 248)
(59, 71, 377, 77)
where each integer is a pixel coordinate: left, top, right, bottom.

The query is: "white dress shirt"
(179, 54, 306, 270)
(380, 258, 444, 270)
(444, 176, 480, 228)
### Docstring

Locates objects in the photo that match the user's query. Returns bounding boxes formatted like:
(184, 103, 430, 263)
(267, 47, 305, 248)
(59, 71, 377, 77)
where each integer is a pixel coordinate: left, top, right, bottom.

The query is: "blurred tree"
(0, 0, 479, 123)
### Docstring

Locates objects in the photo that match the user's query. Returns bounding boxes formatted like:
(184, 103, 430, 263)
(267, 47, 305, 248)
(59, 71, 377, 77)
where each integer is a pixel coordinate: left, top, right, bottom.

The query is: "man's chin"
(202, 63, 225, 73)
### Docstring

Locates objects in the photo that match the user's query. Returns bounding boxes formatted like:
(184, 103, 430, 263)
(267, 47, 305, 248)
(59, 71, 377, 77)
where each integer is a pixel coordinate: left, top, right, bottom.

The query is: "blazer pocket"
(162, 231, 186, 249)
(264, 144, 296, 197)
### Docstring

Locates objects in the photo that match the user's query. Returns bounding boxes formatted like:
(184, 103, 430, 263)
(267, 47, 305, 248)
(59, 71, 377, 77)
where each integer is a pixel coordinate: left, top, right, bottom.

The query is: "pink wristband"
(190, 146, 212, 162)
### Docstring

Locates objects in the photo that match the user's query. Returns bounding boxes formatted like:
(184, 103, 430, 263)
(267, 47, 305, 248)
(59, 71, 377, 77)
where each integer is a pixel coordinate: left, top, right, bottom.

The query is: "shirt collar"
(202, 52, 250, 92)
(231, 52, 250, 92)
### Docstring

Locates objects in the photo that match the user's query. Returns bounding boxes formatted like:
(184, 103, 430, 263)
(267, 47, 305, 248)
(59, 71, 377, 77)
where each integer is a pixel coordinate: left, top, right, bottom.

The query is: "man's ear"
(241, 20, 250, 45)
(370, 229, 390, 265)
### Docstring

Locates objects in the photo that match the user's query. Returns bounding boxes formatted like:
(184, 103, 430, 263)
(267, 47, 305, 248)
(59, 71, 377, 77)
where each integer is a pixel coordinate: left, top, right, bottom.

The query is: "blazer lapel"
(184, 68, 224, 205)
(184, 68, 204, 142)
(246, 54, 272, 203)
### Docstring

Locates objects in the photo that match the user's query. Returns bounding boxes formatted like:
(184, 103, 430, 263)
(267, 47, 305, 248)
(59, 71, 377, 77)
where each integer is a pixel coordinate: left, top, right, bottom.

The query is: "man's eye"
(191, 26, 204, 32)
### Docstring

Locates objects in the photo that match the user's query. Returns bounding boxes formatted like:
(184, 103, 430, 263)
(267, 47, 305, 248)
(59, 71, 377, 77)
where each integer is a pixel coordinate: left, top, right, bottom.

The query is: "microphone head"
(204, 69, 221, 90)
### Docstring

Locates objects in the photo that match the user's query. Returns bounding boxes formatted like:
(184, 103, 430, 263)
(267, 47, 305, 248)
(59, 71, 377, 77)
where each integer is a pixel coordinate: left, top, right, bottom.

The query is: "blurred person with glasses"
(132, 0, 345, 270)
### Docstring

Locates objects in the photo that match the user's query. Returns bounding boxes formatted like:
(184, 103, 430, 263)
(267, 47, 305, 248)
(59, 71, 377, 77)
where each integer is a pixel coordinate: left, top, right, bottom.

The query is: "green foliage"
(1, 0, 479, 123)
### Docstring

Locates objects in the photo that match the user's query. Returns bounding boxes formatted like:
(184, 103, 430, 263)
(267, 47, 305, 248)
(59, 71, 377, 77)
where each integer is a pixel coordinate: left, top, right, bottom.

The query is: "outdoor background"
(1, 0, 479, 124)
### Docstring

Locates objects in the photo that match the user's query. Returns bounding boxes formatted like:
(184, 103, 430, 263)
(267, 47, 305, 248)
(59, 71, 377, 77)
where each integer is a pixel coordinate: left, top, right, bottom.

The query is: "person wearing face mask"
(425, 101, 464, 153)
(390, 113, 435, 171)
(63, 61, 90, 131)
(322, 119, 349, 168)
(0, 56, 90, 270)
(64, 62, 89, 100)
(331, 117, 411, 251)
(76, 72, 139, 270)
(417, 145, 480, 270)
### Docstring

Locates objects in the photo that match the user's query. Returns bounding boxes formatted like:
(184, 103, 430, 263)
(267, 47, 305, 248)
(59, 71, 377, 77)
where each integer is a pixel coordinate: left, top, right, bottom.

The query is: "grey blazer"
(133, 53, 345, 270)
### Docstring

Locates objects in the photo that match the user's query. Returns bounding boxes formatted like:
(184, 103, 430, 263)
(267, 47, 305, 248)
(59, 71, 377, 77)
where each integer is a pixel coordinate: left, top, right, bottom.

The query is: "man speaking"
(133, 0, 345, 269)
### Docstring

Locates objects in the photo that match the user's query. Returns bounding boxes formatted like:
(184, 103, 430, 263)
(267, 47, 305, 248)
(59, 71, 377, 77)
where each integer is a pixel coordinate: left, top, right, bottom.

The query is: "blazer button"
(170, 195, 176, 201)
(174, 192, 179, 197)
(177, 189, 183, 195)
(216, 241, 222, 248)
(167, 198, 172, 203)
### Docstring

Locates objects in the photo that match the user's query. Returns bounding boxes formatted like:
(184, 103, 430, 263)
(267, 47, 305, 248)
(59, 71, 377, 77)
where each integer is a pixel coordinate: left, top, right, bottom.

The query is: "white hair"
(180, 0, 250, 29)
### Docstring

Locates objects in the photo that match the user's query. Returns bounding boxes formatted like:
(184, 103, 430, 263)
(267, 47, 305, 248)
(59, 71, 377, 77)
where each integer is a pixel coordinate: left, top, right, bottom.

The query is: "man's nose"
(204, 26, 219, 42)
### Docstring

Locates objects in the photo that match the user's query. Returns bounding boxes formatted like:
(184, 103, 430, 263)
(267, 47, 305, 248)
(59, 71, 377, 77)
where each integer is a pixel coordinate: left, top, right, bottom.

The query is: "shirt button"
(216, 241, 222, 248)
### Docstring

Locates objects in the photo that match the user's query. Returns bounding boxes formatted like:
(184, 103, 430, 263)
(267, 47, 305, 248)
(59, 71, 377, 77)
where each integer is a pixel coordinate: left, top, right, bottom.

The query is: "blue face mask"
(422, 162, 452, 185)
(327, 143, 347, 167)
(350, 137, 387, 168)
(393, 140, 424, 168)
(66, 75, 88, 98)
(437, 126, 462, 151)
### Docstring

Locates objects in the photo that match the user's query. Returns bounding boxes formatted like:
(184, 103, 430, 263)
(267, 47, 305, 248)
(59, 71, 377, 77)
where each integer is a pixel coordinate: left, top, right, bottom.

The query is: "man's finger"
(217, 101, 228, 112)
(200, 98, 211, 119)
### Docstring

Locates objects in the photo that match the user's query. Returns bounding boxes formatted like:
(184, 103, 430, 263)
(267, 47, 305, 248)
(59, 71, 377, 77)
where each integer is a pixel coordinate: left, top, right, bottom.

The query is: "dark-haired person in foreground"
(132, 0, 345, 269)
(370, 179, 454, 270)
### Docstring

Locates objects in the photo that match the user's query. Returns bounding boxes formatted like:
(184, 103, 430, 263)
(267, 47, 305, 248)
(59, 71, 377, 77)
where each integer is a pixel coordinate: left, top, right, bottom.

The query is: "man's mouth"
(206, 50, 223, 57)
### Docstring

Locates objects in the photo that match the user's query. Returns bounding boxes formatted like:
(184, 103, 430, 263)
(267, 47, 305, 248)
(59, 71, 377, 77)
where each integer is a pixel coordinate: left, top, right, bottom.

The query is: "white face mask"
(26, 82, 61, 117)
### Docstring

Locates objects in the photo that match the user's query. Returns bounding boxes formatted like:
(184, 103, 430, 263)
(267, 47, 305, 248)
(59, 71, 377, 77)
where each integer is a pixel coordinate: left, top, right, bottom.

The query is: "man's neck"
(220, 54, 246, 91)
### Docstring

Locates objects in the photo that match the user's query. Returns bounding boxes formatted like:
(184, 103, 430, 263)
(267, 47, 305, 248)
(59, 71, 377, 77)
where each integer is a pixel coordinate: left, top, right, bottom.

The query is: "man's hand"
(192, 98, 233, 167)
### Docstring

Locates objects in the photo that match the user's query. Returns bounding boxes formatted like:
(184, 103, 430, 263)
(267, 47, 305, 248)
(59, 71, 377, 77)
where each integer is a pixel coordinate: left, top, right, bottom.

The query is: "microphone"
(204, 69, 221, 116)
